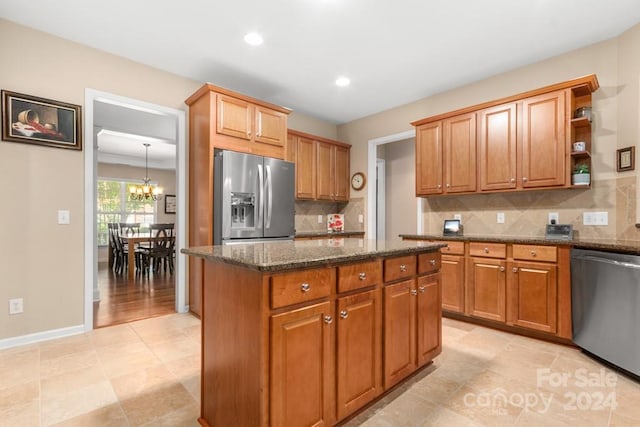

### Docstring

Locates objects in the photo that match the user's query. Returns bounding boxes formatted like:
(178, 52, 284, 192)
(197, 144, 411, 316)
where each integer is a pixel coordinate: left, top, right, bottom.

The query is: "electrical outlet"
(497, 212, 505, 224)
(9, 298, 23, 315)
(549, 212, 559, 224)
(358, 214, 364, 223)
(317, 215, 323, 224)
(454, 214, 462, 221)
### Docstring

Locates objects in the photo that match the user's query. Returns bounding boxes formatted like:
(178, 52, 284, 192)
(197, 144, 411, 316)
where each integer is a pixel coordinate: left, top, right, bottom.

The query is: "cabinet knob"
(499, 266, 505, 272)
(400, 264, 407, 272)
(512, 267, 519, 273)
(359, 272, 366, 280)
(300, 283, 310, 293)
(429, 259, 436, 266)
(419, 286, 426, 293)
(446, 183, 450, 188)
(247, 131, 252, 136)
(324, 315, 333, 324)
(437, 184, 442, 189)
(510, 178, 515, 183)
(530, 250, 537, 257)
(523, 177, 528, 182)
(339, 310, 348, 319)
(484, 247, 489, 253)
(410, 289, 418, 296)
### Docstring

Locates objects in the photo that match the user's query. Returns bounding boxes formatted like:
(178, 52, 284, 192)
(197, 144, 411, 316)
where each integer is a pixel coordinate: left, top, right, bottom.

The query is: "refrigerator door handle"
(257, 164, 264, 228)
(266, 165, 273, 228)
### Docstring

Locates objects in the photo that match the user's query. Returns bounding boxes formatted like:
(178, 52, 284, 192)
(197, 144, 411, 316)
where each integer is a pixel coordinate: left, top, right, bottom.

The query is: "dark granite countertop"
(295, 230, 365, 238)
(400, 234, 640, 255)
(182, 239, 446, 272)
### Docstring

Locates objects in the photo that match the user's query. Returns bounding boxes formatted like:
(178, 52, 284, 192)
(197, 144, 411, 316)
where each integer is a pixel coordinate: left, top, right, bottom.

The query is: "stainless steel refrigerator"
(213, 149, 295, 245)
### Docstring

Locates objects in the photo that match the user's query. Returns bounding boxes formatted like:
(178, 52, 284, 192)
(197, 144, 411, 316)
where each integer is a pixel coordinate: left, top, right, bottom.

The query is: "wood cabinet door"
(334, 145, 350, 202)
(216, 94, 252, 140)
(255, 106, 287, 147)
(296, 137, 316, 199)
(271, 301, 334, 427)
(467, 258, 506, 322)
(478, 103, 517, 190)
(441, 254, 465, 313)
(336, 289, 382, 420)
(522, 90, 566, 188)
(444, 113, 476, 193)
(383, 279, 417, 388)
(415, 122, 443, 195)
(316, 141, 335, 200)
(508, 262, 557, 333)
(417, 274, 442, 366)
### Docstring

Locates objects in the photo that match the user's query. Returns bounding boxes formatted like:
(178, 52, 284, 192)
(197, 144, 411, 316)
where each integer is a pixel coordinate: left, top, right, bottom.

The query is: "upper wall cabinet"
(412, 75, 599, 197)
(288, 129, 351, 202)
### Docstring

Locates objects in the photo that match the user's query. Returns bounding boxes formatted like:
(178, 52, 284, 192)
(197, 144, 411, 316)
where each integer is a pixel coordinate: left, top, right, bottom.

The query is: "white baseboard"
(0, 324, 85, 350)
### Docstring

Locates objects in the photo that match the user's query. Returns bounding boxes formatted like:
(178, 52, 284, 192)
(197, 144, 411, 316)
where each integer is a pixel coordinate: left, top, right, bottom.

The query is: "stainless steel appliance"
(571, 248, 640, 376)
(213, 149, 295, 245)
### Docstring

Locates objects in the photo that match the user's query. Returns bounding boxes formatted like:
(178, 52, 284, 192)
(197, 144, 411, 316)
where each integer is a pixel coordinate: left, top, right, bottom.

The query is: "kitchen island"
(182, 239, 445, 427)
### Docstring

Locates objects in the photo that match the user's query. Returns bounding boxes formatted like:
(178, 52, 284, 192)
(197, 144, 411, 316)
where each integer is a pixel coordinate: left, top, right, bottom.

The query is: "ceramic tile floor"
(2, 314, 640, 426)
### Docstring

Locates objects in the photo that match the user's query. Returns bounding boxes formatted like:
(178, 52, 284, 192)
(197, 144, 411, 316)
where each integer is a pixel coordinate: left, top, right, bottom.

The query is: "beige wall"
(338, 24, 640, 241)
(384, 139, 417, 241)
(0, 19, 337, 342)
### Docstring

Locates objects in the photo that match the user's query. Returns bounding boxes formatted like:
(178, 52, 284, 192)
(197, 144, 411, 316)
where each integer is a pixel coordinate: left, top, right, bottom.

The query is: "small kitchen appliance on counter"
(545, 223, 573, 240)
(443, 219, 462, 236)
(327, 214, 344, 232)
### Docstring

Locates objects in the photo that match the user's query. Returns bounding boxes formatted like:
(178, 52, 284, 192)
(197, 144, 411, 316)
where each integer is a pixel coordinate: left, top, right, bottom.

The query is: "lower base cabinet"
(383, 279, 417, 388)
(336, 289, 382, 420)
(271, 301, 335, 427)
(441, 254, 465, 313)
(417, 274, 442, 366)
(467, 257, 506, 322)
(507, 261, 557, 333)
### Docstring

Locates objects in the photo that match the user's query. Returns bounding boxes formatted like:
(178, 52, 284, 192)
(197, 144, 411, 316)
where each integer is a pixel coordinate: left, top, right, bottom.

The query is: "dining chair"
(119, 222, 141, 236)
(139, 235, 175, 275)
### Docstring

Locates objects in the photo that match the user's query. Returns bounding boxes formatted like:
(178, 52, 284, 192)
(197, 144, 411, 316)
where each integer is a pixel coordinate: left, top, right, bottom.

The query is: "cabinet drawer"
(271, 268, 335, 309)
(512, 244, 557, 262)
(469, 242, 506, 259)
(338, 260, 382, 293)
(418, 252, 441, 275)
(434, 240, 464, 255)
(384, 255, 417, 282)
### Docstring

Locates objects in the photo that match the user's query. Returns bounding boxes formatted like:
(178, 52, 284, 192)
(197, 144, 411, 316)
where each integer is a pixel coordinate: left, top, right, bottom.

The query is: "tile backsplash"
(422, 177, 639, 241)
(295, 197, 365, 233)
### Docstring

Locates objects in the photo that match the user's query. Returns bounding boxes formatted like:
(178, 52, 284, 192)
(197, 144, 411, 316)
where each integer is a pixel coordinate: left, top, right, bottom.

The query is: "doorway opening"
(84, 89, 187, 331)
(367, 130, 423, 240)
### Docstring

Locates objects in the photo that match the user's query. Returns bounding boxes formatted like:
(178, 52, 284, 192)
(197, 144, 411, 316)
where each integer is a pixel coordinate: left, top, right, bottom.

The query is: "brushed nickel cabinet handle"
(523, 177, 528, 182)
(300, 283, 310, 293)
(429, 259, 436, 266)
(359, 272, 366, 280)
(339, 310, 348, 319)
(512, 267, 519, 273)
(484, 247, 489, 253)
(446, 183, 450, 188)
(510, 178, 515, 183)
(324, 315, 333, 324)
(437, 184, 442, 189)
(419, 286, 426, 293)
(499, 266, 505, 272)
(400, 265, 407, 272)
(530, 250, 537, 257)
(410, 289, 418, 296)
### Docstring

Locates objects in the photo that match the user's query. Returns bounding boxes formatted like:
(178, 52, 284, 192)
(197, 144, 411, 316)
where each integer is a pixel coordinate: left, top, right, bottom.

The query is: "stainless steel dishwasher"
(571, 248, 640, 376)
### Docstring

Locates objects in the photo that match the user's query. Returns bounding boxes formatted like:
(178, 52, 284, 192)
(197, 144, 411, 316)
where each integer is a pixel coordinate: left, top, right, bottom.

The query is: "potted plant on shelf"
(572, 163, 590, 186)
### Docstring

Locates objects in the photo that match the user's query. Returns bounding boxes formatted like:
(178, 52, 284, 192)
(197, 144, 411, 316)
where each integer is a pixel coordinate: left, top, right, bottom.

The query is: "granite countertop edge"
(295, 231, 365, 237)
(181, 242, 446, 272)
(399, 234, 640, 254)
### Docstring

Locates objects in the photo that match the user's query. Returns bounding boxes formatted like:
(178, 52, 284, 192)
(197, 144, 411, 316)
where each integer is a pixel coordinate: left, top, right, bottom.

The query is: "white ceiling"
(2, 1, 640, 125)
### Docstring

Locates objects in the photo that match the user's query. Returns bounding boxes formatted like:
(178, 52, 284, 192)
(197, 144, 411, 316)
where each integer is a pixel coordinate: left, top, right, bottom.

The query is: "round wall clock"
(351, 172, 366, 190)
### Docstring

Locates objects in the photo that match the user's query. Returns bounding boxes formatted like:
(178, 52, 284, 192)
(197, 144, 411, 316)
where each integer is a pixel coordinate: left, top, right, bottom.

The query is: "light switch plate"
(57, 210, 70, 225)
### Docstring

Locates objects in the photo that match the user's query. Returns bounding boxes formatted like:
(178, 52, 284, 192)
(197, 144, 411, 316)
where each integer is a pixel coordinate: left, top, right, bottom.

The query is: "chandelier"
(129, 143, 163, 201)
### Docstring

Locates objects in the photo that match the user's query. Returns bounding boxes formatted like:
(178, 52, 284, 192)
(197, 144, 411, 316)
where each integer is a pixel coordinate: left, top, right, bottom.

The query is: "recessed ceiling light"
(335, 76, 351, 87)
(244, 32, 264, 46)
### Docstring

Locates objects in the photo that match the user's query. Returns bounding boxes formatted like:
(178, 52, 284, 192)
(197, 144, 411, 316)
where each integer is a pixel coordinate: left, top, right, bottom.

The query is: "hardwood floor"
(94, 262, 176, 328)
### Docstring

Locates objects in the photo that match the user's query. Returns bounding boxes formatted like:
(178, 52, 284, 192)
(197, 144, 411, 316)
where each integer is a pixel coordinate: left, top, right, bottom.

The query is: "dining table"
(120, 233, 157, 279)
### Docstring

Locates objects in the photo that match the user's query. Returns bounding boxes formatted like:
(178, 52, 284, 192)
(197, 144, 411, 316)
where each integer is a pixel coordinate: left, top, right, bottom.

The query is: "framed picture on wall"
(617, 146, 635, 172)
(164, 194, 177, 214)
(1, 90, 82, 150)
